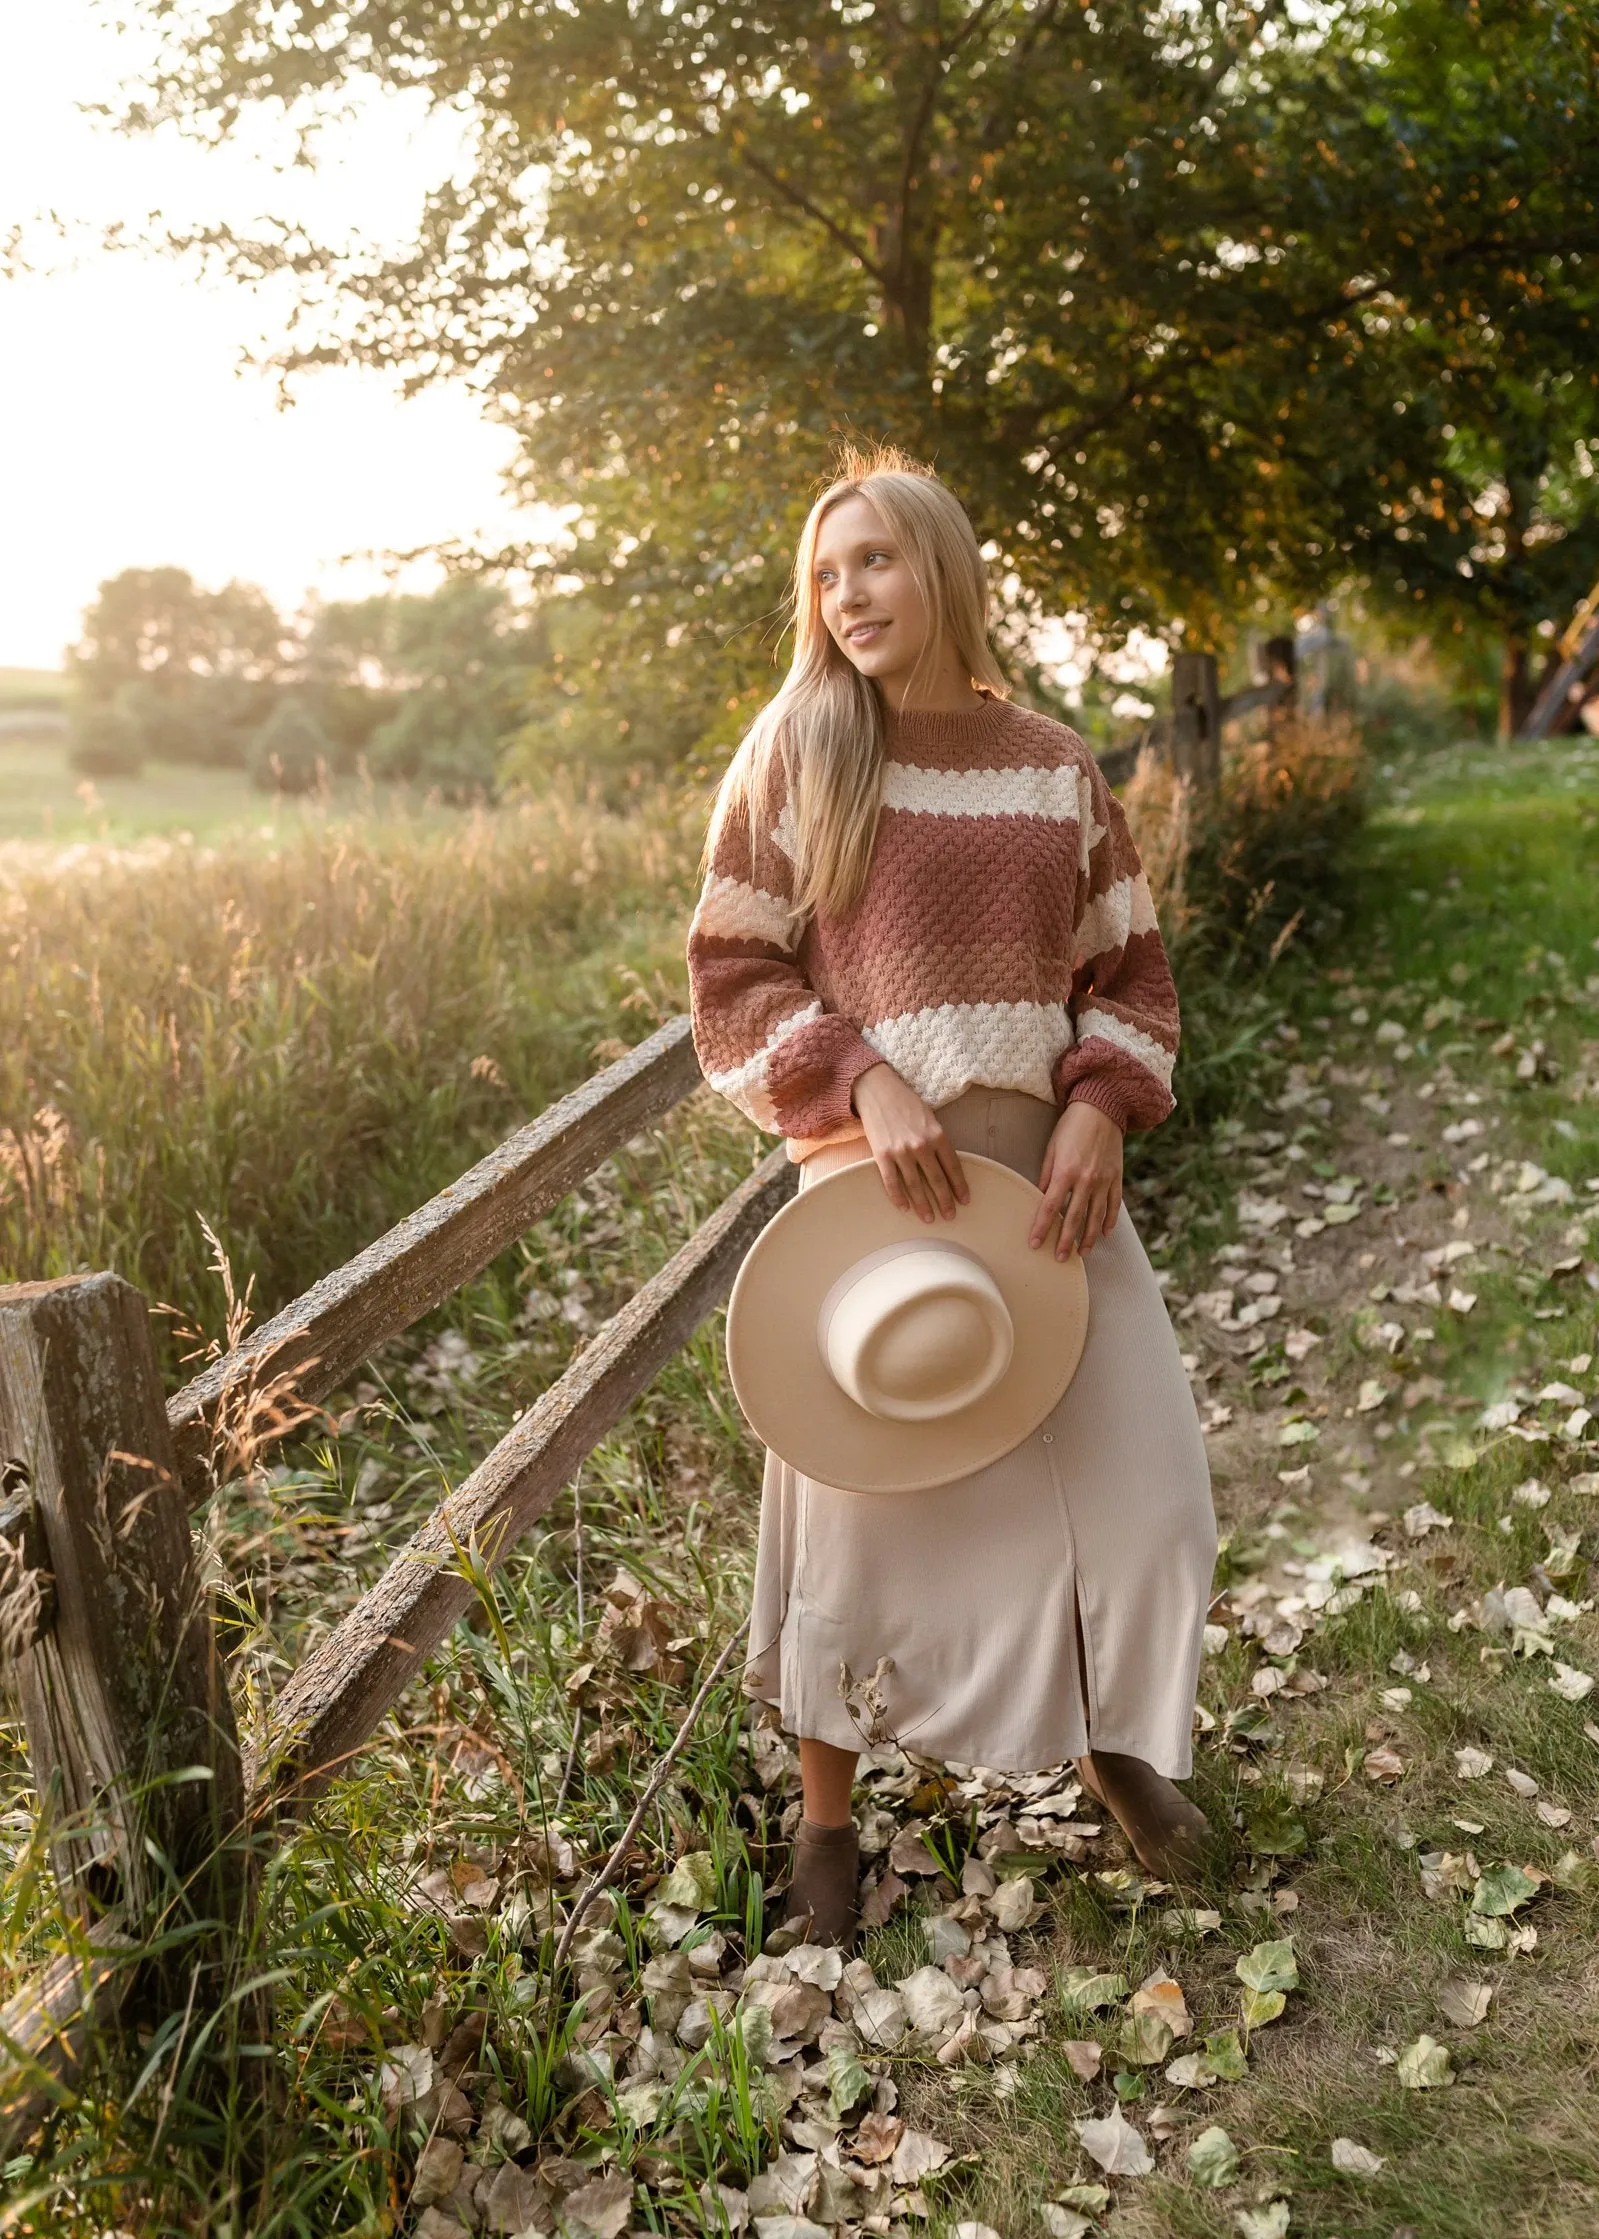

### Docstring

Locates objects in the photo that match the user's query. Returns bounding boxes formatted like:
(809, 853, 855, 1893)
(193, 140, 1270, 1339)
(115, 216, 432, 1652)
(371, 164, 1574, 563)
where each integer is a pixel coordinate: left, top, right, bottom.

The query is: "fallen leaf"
(1363, 1746, 1406, 1785)
(562, 2171, 636, 2239)
(1132, 1971, 1193, 2038)
(1454, 1746, 1493, 1779)
(1073, 2106, 1154, 2176)
(1404, 1501, 1453, 1539)
(952, 2226, 1002, 2239)
(824, 2045, 872, 2120)
(1503, 1767, 1539, 1799)
(850, 2111, 903, 2164)
(1061, 1967, 1128, 2012)
(1438, 1978, 1493, 2030)
(1245, 1799, 1308, 1857)
(1186, 2124, 1241, 2187)
(656, 1852, 717, 1913)
(1063, 2039, 1103, 2081)
(1330, 2137, 1385, 2177)
(1118, 2010, 1177, 2066)
(1204, 2027, 1249, 2080)
(1237, 1939, 1299, 1996)
(1234, 2204, 1290, 2239)
(1396, 2034, 1455, 2089)
(895, 1967, 966, 2044)
(1165, 2051, 1218, 2088)
(1040, 2210, 1091, 2239)
(889, 2129, 951, 2185)
(1471, 1862, 1539, 1917)
(987, 1874, 1039, 1931)
(1550, 1662, 1595, 1703)
(858, 1868, 907, 1928)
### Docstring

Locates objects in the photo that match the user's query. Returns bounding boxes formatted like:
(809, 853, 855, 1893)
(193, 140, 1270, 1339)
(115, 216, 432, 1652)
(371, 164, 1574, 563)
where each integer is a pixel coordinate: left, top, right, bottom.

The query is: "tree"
(305, 577, 535, 794)
(139, 2, 1599, 731)
(70, 567, 288, 761)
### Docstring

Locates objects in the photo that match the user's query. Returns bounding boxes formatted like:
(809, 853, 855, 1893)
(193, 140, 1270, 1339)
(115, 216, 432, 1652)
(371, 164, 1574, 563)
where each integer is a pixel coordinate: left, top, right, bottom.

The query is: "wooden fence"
(0, 643, 1295, 2145)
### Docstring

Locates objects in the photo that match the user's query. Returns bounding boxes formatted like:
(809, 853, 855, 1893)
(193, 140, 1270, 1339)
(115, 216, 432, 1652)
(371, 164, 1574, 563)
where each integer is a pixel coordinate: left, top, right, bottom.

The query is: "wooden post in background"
(1170, 651, 1222, 788)
(1262, 633, 1298, 725)
(0, 1275, 248, 1963)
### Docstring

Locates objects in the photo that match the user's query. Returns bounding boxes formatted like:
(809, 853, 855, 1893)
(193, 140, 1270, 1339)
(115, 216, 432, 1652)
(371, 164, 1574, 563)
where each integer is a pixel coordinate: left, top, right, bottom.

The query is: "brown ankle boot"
(783, 1818, 860, 1947)
(1076, 1751, 1212, 1881)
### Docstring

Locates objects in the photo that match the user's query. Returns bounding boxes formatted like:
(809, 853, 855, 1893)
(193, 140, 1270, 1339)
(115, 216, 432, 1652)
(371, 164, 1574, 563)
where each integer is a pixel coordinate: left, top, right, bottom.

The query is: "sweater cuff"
(767, 1017, 884, 1139)
(1062, 1075, 1135, 1134)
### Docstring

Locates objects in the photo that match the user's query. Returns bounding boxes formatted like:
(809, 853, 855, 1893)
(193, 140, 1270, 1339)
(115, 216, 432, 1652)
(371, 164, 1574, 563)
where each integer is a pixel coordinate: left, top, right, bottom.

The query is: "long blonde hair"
(709, 447, 1009, 918)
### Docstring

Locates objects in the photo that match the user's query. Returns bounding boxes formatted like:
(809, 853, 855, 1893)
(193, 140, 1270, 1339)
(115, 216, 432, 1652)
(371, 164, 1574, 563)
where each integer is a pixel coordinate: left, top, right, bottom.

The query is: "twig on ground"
(552, 1614, 750, 1972)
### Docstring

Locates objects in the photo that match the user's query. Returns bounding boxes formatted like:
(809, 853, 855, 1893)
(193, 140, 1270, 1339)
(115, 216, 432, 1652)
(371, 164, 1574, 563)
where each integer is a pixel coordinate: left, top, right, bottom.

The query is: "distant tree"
(140, 0, 1599, 735)
(306, 578, 535, 795)
(70, 567, 289, 762)
(68, 700, 145, 779)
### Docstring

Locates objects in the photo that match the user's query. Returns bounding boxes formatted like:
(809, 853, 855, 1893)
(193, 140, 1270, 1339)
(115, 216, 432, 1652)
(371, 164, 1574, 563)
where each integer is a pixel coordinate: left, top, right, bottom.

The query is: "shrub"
(67, 702, 144, 778)
(247, 699, 333, 794)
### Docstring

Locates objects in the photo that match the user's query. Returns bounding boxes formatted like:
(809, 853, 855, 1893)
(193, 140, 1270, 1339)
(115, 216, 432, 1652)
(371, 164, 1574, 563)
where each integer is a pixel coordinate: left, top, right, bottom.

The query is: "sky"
(0, 2, 538, 671)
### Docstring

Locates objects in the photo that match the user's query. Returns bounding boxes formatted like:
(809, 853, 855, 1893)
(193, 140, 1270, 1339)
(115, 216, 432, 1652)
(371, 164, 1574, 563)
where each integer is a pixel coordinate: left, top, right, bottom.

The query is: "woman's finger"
(876, 1152, 911, 1214)
(938, 1136, 971, 1209)
(897, 1150, 937, 1223)
(1029, 1154, 1065, 1250)
(1034, 1168, 1077, 1253)
(1056, 1174, 1094, 1260)
(918, 1143, 958, 1222)
(1072, 1182, 1110, 1257)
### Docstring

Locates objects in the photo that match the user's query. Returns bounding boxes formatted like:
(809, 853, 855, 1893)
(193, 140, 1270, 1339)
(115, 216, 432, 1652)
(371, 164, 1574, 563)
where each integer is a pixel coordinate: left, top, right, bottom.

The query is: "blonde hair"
(709, 447, 1008, 918)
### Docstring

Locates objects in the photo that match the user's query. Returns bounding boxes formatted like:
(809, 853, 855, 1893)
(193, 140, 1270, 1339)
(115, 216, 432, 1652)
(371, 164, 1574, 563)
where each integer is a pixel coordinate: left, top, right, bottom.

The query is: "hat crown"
(821, 1242, 1014, 1424)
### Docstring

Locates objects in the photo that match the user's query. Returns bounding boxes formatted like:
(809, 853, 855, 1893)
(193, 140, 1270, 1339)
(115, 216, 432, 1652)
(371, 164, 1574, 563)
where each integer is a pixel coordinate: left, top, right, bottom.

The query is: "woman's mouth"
(844, 620, 890, 646)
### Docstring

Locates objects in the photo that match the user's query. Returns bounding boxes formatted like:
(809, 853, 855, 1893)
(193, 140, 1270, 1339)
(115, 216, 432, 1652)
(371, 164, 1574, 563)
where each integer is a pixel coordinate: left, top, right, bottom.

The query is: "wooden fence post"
(1262, 634, 1298, 733)
(1170, 651, 1222, 788)
(0, 1275, 249, 1976)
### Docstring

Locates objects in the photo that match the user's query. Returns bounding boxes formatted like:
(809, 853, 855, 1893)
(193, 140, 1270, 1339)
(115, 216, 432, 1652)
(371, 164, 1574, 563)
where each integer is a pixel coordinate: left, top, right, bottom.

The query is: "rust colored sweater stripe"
(688, 697, 1180, 1139)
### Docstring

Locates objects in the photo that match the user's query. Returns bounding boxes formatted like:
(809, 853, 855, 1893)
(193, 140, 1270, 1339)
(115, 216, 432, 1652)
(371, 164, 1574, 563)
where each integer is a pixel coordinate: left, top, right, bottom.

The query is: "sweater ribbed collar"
(881, 690, 1015, 755)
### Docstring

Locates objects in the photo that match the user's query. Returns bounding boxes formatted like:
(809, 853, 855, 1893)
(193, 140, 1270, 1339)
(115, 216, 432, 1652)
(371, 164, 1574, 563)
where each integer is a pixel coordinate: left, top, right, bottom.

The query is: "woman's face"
(812, 493, 935, 689)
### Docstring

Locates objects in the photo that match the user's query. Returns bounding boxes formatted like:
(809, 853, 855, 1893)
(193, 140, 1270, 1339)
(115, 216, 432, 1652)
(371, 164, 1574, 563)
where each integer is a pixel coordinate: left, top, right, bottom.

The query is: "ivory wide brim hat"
(726, 1154, 1089, 1495)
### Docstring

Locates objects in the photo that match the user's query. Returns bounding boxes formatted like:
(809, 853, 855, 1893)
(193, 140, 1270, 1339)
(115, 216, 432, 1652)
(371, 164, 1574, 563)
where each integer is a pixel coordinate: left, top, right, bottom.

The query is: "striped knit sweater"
(687, 693, 1180, 1147)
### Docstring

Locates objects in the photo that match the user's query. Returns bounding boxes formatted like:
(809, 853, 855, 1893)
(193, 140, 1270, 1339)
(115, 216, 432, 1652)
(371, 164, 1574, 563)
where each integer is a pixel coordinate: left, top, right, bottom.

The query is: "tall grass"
(0, 788, 699, 1355)
(0, 720, 1372, 2231)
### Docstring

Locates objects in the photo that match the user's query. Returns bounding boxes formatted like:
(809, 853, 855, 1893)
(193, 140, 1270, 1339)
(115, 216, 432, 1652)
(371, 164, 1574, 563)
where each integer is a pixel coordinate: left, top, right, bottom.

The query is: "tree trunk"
(1499, 635, 1535, 741)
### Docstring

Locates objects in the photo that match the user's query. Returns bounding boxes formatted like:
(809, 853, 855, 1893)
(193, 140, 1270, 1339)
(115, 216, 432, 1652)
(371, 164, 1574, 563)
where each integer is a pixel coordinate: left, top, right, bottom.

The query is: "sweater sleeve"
(688, 761, 884, 1138)
(1051, 753, 1180, 1133)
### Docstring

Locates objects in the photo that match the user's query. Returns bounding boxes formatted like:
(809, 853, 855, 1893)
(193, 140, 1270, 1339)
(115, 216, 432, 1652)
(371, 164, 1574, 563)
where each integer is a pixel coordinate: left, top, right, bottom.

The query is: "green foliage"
(308, 578, 536, 795)
(71, 565, 286, 701)
(0, 788, 694, 1349)
(67, 699, 144, 779)
(139, 0, 1599, 697)
(246, 695, 333, 794)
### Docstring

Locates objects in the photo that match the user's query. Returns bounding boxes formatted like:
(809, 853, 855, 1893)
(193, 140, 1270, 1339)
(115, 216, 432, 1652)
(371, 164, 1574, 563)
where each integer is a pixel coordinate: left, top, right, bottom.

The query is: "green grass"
(0, 714, 1452, 2237)
(0, 736, 478, 848)
(0, 782, 700, 1363)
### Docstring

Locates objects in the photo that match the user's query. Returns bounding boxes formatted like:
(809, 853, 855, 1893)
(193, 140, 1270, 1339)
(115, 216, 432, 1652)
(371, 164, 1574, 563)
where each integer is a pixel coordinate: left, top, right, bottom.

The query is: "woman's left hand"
(1029, 1101, 1124, 1259)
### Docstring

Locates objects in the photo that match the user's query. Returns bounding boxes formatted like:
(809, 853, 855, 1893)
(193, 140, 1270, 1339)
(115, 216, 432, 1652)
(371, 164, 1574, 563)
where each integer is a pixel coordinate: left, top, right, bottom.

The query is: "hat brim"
(726, 1153, 1089, 1494)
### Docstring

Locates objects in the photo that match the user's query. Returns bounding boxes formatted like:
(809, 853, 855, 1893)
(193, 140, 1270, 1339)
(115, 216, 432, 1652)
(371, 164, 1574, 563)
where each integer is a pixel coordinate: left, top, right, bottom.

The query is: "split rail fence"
(0, 644, 1295, 2147)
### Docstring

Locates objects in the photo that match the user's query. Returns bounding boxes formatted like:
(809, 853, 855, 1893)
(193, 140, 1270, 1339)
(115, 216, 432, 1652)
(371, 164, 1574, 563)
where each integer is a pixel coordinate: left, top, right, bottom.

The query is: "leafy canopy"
(138, 1, 1599, 717)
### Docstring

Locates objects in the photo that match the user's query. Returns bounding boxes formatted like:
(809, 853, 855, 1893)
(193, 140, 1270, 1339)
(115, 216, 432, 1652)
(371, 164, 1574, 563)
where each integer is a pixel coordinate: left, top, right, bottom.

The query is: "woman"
(687, 450, 1217, 1945)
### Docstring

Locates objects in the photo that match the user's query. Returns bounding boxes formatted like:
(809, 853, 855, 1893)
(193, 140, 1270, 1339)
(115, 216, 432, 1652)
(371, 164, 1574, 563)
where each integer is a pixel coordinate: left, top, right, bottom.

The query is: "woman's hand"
(851, 1062, 970, 1223)
(1030, 1101, 1124, 1259)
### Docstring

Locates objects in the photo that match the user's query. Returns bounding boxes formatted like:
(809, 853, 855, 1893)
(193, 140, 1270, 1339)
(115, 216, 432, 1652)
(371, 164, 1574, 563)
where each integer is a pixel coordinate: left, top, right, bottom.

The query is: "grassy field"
(0, 735, 475, 850)
(13, 721, 1593, 2237)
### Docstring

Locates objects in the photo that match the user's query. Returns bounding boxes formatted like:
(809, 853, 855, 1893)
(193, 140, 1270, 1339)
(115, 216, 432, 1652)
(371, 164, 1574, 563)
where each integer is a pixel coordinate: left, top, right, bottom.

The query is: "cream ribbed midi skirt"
(743, 1088, 1217, 1778)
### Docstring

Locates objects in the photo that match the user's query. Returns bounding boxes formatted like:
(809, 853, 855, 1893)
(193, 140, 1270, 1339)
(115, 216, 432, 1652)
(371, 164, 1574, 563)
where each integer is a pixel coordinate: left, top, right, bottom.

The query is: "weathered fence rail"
(0, 643, 1312, 2146)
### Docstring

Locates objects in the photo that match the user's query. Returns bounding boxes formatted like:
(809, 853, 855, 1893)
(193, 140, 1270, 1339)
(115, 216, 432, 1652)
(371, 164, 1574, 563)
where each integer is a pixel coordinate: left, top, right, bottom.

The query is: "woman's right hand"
(851, 1062, 970, 1223)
